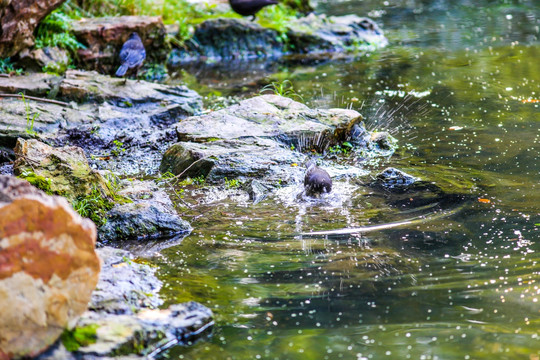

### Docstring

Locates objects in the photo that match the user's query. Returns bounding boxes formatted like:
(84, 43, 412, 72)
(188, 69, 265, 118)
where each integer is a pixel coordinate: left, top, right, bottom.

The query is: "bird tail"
(115, 64, 128, 77)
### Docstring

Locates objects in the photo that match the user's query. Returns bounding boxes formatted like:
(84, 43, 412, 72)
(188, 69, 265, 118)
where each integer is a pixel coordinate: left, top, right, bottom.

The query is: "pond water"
(153, 0, 539, 359)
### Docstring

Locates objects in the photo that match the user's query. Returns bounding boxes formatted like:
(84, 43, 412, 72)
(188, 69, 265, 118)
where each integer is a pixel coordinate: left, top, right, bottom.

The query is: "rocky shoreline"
(0, 2, 476, 358)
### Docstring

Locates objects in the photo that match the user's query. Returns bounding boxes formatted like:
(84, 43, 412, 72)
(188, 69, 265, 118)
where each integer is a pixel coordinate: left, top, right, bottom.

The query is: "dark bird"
(229, 0, 278, 21)
(304, 162, 332, 195)
(115, 32, 146, 78)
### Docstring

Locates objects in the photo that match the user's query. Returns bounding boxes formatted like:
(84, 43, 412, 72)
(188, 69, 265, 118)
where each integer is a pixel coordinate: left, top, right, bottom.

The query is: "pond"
(152, 0, 539, 358)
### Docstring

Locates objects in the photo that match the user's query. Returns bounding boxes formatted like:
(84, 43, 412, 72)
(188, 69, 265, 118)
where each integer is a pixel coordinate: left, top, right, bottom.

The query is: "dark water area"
(155, 0, 540, 359)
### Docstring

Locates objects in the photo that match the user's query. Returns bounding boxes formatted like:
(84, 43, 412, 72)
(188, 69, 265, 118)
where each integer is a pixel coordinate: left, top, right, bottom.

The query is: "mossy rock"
(13, 138, 112, 201)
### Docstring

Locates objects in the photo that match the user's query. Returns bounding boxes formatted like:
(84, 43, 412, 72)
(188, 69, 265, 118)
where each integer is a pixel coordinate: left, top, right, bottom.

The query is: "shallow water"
(153, 1, 539, 358)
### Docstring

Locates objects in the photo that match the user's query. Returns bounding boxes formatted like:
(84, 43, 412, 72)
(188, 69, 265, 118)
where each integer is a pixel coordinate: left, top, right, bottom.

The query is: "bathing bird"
(115, 32, 146, 78)
(304, 162, 332, 195)
(229, 0, 278, 21)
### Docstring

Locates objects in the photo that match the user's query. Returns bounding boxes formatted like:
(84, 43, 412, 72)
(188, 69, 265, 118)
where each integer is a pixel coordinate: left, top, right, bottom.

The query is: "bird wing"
(119, 41, 146, 67)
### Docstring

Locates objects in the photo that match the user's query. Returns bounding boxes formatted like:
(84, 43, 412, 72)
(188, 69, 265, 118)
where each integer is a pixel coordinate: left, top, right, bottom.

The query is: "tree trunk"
(0, 0, 67, 58)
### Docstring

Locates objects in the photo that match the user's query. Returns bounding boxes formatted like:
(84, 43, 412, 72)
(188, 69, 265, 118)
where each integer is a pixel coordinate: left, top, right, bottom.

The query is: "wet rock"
(0, 70, 202, 176)
(162, 95, 366, 183)
(72, 16, 166, 73)
(287, 14, 388, 55)
(74, 302, 213, 358)
(0, 0, 66, 57)
(169, 18, 283, 64)
(370, 131, 395, 151)
(51, 247, 213, 358)
(0, 72, 60, 96)
(0, 175, 100, 359)
(175, 95, 359, 144)
(99, 180, 192, 243)
(169, 14, 387, 65)
(59, 70, 201, 109)
(18, 46, 70, 73)
(0, 97, 92, 148)
(161, 137, 305, 183)
(244, 179, 270, 204)
(13, 138, 112, 202)
(373, 167, 418, 190)
(89, 247, 162, 315)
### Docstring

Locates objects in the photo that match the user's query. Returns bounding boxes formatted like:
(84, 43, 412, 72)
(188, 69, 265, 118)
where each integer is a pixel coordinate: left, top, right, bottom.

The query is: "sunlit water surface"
(152, 1, 539, 359)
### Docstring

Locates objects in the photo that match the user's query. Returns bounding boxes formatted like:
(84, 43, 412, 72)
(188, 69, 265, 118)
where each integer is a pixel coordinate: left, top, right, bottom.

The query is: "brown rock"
(0, 175, 100, 358)
(71, 16, 166, 73)
(0, 0, 67, 58)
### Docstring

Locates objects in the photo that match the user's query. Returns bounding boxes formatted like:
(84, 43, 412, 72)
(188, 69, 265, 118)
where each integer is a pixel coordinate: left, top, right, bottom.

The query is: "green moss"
(61, 324, 99, 352)
(18, 170, 54, 195)
(34, 10, 85, 52)
(42, 61, 71, 76)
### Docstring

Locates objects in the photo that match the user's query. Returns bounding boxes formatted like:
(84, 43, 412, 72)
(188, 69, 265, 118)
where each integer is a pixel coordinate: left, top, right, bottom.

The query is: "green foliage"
(104, 172, 128, 202)
(72, 173, 131, 226)
(72, 186, 115, 227)
(111, 140, 126, 157)
(224, 177, 241, 189)
(0, 58, 23, 75)
(258, 4, 297, 34)
(18, 170, 54, 195)
(34, 10, 85, 51)
(42, 61, 71, 76)
(20, 93, 39, 136)
(59, 0, 299, 47)
(260, 80, 303, 101)
(328, 141, 353, 155)
(141, 62, 168, 81)
(178, 175, 206, 186)
(61, 324, 98, 352)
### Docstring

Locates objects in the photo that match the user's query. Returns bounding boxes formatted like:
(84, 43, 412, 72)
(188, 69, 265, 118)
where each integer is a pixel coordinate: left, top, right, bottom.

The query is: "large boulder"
(0, 0, 66, 58)
(71, 16, 167, 73)
(160, 95, 367, 183)
(0, 175, 100, 359)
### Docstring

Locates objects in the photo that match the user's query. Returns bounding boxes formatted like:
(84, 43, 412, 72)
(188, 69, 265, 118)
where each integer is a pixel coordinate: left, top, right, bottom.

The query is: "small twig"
(0, 74, 10, 78)
(0, 93, 69, 107)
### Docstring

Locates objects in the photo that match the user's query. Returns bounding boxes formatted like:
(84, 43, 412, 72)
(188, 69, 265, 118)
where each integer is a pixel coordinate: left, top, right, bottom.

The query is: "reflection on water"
(154, 0, 539, 358)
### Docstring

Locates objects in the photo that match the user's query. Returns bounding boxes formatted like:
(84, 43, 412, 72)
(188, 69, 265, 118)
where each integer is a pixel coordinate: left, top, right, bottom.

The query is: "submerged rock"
(0, 175, 100, 359)
(372, 167, 418, 190)
(169, 14, 387, 65)
(72, 16, 167, 73)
